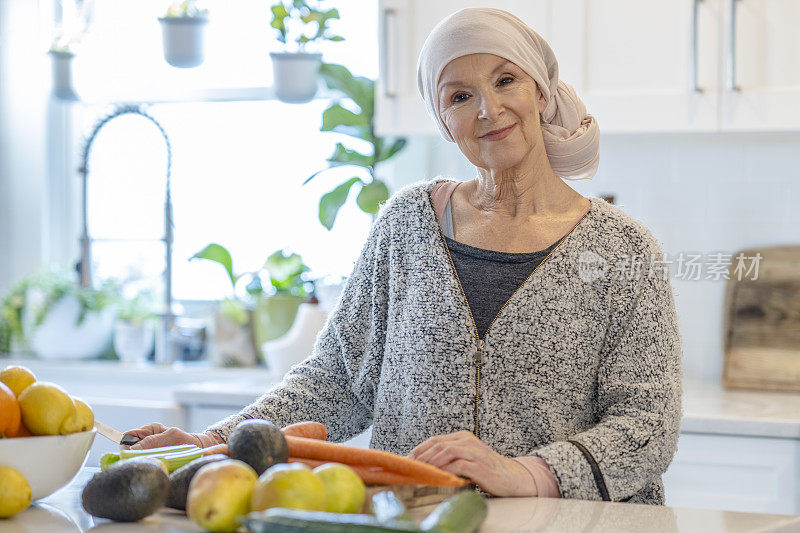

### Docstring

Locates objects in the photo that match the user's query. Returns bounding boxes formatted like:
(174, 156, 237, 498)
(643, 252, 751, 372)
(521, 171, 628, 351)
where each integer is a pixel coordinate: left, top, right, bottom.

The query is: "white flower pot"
(159, 16, 208, 68)
(113, 320, 155, 363)
(25, 293, 116, 360)
(262, 302, 328, 379)
(269, 51, 322, 104)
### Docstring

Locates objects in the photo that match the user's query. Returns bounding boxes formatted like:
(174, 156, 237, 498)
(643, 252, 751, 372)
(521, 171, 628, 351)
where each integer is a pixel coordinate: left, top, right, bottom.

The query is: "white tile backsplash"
(383, 132, 800, 383)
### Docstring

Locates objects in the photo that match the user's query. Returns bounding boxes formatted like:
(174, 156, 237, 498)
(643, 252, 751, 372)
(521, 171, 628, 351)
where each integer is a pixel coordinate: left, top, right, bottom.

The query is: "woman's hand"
(123, 423, 224, 450)
(408, 430, 536, 497)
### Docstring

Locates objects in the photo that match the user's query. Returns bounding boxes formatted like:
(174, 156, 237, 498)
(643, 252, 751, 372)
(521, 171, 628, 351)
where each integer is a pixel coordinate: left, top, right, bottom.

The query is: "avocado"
(227, 419, 289, 475)
(166, 454, 227, 510)
(81, 457, 169, 521)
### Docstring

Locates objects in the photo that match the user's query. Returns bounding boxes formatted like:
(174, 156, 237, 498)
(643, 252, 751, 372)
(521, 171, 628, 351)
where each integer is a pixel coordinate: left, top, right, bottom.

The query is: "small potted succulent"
(304, 62, 407, 229)
(268, 0, 344, 103)
(159, 0, 210, 68)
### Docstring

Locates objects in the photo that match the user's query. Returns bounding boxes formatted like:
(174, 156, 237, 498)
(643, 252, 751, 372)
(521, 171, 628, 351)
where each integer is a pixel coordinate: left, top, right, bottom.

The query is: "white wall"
(383, 132, 800, 383)
(0, 0, 50, 295)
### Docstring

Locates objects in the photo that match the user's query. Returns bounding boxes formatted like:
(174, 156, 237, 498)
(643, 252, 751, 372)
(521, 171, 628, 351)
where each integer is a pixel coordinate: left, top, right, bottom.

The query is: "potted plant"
(159, 0, 210, 68)
(252, 250, 315, 357)
(304, 62, 407, 229)
(190, 244, 315, 367)
(47, 0, 94, 100)
(113, 292, 157, 363)
(0, 267, 119, 359)
(268, 0, 344, 103)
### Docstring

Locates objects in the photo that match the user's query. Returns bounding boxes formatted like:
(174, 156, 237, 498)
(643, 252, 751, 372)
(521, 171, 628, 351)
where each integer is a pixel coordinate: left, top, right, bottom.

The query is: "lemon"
(313, 463, 366, 513)
(18, 382, 76, 435)
(0, 366, 36, 397)
(251, 463, 327, 512)
(62, 396, 94, 434)
(0, 466, 32, 518)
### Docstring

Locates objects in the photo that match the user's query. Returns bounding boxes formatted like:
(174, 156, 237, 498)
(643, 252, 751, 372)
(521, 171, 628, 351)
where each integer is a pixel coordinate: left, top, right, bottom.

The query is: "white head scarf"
(416, 7, 599, 180)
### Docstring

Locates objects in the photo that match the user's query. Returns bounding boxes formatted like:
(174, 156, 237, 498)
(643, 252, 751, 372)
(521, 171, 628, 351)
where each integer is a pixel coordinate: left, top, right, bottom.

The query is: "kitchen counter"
(174, 378, 800, 439)
(8, 468, 800, 532)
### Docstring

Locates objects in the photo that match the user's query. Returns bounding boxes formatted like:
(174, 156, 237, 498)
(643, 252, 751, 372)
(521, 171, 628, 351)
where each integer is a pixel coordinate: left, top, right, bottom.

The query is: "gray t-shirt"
(441, 198, 559, 339)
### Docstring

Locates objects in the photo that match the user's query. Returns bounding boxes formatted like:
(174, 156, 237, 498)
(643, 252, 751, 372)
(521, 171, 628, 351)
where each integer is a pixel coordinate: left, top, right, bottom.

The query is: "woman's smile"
(480, 123, 516, 141)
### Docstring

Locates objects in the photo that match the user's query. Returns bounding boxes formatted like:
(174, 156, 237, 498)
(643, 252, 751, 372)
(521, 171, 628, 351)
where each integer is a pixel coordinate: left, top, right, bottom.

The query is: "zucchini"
(420, 490, 487, 533)
(239, 508, 421, 533)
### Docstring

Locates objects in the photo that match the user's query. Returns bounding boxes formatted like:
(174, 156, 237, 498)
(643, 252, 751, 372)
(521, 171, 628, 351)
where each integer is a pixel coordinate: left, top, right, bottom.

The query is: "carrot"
(282, 421, 328, 440)
(201, 443, 229, 456)
(289, 458, 426, 486)
(285, 436, 466, 487)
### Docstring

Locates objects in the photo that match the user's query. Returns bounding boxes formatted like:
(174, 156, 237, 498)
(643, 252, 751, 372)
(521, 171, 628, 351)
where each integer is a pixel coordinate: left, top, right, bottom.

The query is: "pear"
(186, 459, 257, 533)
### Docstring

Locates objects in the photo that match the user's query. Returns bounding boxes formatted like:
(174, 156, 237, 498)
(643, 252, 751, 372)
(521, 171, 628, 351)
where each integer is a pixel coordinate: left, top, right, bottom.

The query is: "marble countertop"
(173, 379, 800, 439)
(7, 468, 800, 532)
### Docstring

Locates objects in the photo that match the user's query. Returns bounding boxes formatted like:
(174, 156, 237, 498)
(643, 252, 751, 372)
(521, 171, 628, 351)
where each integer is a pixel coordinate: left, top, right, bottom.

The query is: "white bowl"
(0, 429, 96, 500)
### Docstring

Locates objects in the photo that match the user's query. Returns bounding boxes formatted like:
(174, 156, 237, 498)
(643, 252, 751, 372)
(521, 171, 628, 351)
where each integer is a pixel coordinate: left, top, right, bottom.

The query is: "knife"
(95, 420, 142, 446)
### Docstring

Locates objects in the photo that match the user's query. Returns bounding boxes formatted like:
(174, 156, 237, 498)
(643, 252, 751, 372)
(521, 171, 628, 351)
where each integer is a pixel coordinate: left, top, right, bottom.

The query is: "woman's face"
(437, 53, 546, 173)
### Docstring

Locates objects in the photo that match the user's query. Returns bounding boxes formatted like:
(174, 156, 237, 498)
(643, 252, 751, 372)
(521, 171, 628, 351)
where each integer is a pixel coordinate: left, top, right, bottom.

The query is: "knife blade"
(95, 420, 141, 446)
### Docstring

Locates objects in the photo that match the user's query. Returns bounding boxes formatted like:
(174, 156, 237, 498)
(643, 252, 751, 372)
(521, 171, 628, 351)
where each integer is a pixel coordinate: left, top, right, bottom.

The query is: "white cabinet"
(720, 0, 800, 131)
(664, 432, 800, 515)
(551, 0, 721, 132)
(376, 0, 555, 136)
(376, 0, 800, 134)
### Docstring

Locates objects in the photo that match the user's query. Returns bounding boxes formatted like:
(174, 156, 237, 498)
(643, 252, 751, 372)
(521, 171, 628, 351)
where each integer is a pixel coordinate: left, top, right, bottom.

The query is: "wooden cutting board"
(360, 483, 475, 511)
(722, 245, 800, 392)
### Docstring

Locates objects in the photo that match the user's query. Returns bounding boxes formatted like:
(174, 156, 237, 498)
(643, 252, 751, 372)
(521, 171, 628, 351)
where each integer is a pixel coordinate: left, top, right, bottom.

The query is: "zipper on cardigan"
(429, 187, 591, 440)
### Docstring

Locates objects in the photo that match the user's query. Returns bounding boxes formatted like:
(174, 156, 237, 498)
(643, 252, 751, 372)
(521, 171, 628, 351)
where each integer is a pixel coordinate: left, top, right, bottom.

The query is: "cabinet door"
(720, 0, 800, 130)
(550, 0, 721, 133)
(376, 0, 552, 136)
(663, 432, 800, 515)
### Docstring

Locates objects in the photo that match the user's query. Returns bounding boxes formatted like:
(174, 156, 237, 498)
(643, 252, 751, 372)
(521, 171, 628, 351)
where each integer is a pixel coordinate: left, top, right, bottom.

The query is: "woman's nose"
(478, 91, 503, 120)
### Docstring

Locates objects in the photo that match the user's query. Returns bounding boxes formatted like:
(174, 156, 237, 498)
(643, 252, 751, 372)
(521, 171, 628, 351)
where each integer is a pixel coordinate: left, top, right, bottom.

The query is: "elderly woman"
(128, 8, 682, 504)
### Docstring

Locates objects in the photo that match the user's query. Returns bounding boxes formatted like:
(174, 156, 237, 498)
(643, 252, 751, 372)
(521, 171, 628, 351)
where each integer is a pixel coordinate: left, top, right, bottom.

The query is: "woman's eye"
(451, 92, 468, 103)
(498, 76, 514, 86)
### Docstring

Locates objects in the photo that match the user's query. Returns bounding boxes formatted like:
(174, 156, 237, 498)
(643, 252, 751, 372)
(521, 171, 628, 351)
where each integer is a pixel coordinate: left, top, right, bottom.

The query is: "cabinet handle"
(727, 0, 742, 91)
(382, 7, 398, 98)
(691, 0, 705, 93)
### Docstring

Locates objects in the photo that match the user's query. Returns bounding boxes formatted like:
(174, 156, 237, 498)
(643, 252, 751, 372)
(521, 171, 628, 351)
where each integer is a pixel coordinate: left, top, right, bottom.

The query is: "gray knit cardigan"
(207, 177, 684, 505)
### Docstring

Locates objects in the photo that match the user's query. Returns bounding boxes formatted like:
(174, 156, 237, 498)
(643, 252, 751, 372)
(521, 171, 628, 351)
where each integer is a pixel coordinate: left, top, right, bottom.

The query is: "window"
(74, 0, 379, 301)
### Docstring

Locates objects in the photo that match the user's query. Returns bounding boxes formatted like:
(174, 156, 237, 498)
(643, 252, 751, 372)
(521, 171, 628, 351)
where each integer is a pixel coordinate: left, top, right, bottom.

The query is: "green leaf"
(321, 103, 371, 141)
(327, 35, 345, 41)
(319, 177, 362, 230)
(318, 62, 374, 117)
(356, 180, 389, 214)
(375, 138, 407, 163)
(270, 4, 289, 40)
(264, 251, 309, 286)
(221, 297, 249, 325)
(302, 168, 330, 186)
(328, 142, 373, 169)
(190, 243, 237, 289)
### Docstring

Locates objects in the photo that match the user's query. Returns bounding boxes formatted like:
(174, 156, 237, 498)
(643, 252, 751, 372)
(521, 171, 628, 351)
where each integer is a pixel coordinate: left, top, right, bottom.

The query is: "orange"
(0, 382, 21, 438)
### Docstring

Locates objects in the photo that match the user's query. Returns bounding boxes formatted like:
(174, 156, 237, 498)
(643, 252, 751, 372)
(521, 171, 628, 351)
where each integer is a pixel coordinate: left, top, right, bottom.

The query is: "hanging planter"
(48, 50, 79, 101)
(159, 1, 209, 68)
(268, 1, 344, 104)
(269, 51, 322, 103)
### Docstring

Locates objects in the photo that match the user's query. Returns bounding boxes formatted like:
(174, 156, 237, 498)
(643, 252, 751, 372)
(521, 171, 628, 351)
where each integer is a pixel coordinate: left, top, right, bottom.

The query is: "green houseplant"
(304, 62, 407, 230)
(268, 0, 344, 103)
(0, 267, 119, 359)
(159, 0, 210, 68)
(191, 244, 314, 366)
